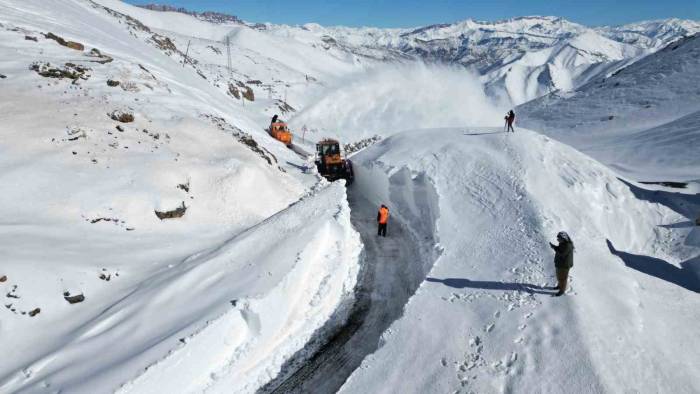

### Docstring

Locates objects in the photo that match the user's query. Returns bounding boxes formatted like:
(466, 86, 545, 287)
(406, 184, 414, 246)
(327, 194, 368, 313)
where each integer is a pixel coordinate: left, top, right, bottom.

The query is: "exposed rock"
(28, 308, 40, 317)
(246, 80, 263, 85)
(63, 292, 85, 304)
(177, 182, 190, 193)
(30, 62, 90, 83)
(0, 74, 5, 79)
(228, 83, 240, 99)
(43, 32, 84, 51)
(275, 99, 295, 114)
(207, 45, 222, 55)
(107, 79, 120, 87)
(88, 48, 113, 64)
(242, 86, 254, 101)
(24, 35, 37, 42)
(151, 34, 177, 54)
(0, 275, 6, 282)
(344, 135, 383, 155)
(116, 125, 124, 132)
(155, 202, 187, 220)
(201, 114, 277, 167)
(109, 110, 134, 123)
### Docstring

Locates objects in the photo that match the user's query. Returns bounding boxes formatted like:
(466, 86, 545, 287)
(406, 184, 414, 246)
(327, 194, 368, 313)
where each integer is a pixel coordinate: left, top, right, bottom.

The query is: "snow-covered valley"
(0, 1, 698, 393)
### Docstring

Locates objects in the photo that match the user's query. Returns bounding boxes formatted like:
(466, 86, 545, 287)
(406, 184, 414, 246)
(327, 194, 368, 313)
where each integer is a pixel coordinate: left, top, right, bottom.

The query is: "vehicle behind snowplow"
(268, 121, 293, 146)
(315, 138, 354, 184)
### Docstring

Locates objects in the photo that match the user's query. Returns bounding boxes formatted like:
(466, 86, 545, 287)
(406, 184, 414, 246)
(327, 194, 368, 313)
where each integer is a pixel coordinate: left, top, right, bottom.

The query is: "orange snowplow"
(268, 121, 293, 146)
(315, 138, 354, 184)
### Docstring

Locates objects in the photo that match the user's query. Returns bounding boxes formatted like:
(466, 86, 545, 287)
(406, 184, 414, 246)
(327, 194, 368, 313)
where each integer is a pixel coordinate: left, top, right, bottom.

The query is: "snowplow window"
(317, 144, 339, 155)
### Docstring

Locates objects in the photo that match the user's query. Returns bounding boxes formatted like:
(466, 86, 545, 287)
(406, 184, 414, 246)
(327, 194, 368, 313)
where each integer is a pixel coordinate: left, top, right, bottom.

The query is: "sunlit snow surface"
(0, 1, 698, 393)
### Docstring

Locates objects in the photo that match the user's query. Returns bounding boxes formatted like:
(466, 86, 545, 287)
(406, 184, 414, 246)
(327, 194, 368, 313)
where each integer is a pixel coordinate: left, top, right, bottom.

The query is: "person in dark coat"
(549, 231, 574, 296)
(505, 110, 515, 132)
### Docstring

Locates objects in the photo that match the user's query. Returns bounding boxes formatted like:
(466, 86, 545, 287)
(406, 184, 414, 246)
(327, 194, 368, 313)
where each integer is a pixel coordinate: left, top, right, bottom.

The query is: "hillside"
(0, 1, 698, 393)
(518, 33, 700, 181)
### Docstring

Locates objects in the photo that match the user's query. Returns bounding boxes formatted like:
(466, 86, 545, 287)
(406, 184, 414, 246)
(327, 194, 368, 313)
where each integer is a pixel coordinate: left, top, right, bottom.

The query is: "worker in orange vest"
(377, 204, 389, 237)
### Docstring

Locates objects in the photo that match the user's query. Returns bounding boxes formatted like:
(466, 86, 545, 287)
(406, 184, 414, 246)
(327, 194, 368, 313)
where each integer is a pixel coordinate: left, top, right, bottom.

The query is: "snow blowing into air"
(291, 63, 506, 138)
(0, 1, 699, 394)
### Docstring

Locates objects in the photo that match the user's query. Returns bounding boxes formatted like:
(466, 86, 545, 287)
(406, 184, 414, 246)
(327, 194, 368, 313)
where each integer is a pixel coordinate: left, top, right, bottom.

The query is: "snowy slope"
(518, 33, 700, 181)
(340, 128, 699, 393)
(1, 1, 699, 393)
(0, 0, 362, 392)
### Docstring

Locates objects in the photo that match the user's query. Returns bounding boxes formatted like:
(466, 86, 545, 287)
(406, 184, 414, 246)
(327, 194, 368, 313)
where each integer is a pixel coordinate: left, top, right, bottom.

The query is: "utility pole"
(183, 40, 191, 67)
(225, 36, 232, 77)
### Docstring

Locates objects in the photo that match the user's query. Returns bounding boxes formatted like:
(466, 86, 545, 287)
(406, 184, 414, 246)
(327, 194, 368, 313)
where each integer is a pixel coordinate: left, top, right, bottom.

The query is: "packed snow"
(0, 1, 698, 393)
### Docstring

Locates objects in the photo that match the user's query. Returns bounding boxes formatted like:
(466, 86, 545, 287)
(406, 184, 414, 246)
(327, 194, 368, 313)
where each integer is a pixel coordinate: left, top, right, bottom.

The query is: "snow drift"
(341, 128, 699, 393)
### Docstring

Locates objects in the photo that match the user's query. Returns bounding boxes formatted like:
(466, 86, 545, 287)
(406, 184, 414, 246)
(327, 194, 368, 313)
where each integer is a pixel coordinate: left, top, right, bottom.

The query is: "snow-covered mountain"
(518, 33, 700, 181)
(598, 18, 700, 49)
(259, 16, 699, 104)
(0, 1, 698, 393)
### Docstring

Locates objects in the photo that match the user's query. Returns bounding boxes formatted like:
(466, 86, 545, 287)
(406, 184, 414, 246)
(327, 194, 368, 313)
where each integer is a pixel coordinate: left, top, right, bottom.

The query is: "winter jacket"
(551, 240, 574, 268)
(377, 207, 389, 224)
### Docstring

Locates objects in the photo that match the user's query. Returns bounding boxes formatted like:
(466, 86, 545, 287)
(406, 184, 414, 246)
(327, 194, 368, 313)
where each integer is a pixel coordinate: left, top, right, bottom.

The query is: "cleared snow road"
(260, 183, 436, 393)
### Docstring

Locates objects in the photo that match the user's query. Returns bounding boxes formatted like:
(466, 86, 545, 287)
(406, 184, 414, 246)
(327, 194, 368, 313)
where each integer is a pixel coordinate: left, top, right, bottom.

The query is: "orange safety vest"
(378, 207, 389, 224)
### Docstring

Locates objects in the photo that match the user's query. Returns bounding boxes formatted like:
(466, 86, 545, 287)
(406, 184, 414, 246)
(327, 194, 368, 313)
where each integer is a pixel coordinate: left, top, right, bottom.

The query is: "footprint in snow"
(484, 323, 495, 333)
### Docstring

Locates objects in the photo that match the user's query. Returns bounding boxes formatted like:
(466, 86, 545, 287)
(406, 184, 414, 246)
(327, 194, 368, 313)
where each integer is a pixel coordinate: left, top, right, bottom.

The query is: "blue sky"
(124, 0, 700, 27)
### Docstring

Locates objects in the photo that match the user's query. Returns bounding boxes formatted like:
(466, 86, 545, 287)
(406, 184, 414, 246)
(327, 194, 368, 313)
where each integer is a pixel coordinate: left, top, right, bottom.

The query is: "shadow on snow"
(606, 239, 700, 293)
(426, 277, 555, 295)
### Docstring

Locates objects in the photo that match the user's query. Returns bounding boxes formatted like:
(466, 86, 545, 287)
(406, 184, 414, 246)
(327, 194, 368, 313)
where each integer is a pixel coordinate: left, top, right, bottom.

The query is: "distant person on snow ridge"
(549, 231, 574, 296)
(377, 204, 390, 237)
(505, 110, 515, 132)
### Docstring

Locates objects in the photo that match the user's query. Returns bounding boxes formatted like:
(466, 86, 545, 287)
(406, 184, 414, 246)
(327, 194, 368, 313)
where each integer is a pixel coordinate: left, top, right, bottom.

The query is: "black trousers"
(377, 223, 387, 237)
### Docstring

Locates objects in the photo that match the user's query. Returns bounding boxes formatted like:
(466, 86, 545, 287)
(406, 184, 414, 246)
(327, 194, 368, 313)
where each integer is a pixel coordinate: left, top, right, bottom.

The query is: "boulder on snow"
(155, 202, 187, 220)
(0, 74, 6, 79)
(63, 292, 85, 304)
(0, 275, 6, 282)
(28, 308, 40, 317)
(25, 35, 38, 42)
(107, 79, 120, 87)
(43, 32, 84, 51)
(228, 83, 240, 99)
(110, 110, 134, 123)
(242, 86, 254, 101)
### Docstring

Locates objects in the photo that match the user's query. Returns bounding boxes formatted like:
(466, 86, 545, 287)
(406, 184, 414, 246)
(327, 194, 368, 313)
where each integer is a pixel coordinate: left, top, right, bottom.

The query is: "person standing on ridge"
(505, 110, 516, 133)
(377, 204, 389, 237)
(549, 231, 574, 296)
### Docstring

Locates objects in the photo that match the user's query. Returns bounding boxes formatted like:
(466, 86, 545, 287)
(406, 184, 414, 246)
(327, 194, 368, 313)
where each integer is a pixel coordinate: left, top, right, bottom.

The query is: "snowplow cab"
(269, 121, 293, 146)
(315, 139, 354, 184)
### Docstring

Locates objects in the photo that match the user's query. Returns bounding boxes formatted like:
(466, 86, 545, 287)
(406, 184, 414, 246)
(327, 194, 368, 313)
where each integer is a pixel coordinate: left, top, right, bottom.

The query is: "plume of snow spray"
(290, 63, 506, 139)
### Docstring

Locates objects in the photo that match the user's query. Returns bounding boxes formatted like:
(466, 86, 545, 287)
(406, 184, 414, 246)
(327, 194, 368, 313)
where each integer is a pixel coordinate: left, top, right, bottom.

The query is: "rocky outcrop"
(155, 202, 187, 220)
(109, 110, 134, 123)
(30, 62, 90, 83)
(43, 32, 84, 51)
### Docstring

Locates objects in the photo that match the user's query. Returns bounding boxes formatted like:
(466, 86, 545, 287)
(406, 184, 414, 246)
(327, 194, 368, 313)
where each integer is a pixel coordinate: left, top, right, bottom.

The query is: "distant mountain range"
(135, 4, 699, 105)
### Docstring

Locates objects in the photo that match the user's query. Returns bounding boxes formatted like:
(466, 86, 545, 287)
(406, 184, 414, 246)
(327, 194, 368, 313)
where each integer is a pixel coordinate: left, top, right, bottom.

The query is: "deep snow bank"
(340, 128, 699, 393)
(0, 183, 361, 393)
